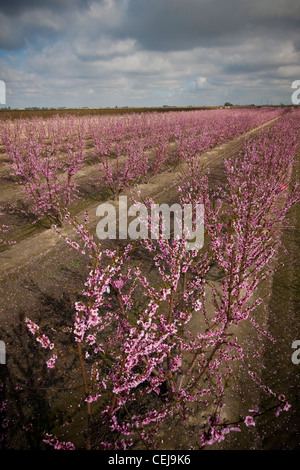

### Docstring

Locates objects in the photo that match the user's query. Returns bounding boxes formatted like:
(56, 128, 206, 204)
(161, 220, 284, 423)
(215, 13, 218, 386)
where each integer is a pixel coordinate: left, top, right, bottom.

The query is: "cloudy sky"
(0, 0, 299, 108)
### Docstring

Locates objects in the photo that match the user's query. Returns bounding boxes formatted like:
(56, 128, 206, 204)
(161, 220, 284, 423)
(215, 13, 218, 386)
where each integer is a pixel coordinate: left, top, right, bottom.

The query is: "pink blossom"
(244, 416, 255, 427)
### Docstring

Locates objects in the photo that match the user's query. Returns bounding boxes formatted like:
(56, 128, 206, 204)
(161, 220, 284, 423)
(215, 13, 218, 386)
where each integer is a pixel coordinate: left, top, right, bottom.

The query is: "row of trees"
(0, 107, 284, 229)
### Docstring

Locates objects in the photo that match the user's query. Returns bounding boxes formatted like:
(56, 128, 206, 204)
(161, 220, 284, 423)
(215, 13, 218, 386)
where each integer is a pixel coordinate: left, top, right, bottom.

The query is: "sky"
(0, 0, 299, 108)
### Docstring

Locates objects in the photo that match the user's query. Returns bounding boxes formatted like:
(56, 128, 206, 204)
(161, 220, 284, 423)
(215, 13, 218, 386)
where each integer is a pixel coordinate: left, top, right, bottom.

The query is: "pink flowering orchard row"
(0, 116, 86, 225)
(0, 224, 15, 249)
(89, 107, 284, 196)
(0, 107, 284, 224)
(22, 109, 300, 450)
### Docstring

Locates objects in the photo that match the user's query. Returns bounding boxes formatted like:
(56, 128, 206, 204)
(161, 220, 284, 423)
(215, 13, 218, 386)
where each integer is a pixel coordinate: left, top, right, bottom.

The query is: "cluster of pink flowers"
(25, 317, 57, 369)
(46, 354, 58, 369)
(43, 433, 76, 450)
(0, 222, 16, 248)
(25, 317, 54, 349)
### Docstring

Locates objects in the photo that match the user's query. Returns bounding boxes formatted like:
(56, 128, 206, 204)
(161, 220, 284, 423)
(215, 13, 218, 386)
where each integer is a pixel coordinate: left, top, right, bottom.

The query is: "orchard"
(0, 106, 299, 450)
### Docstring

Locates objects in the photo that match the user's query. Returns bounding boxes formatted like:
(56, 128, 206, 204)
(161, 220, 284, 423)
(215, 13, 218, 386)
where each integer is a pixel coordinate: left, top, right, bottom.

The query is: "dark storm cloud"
(119, 0, 300, 51)
(1, 0, 299, 52)
(121, 0, 246, 50)
(0, 0, 91, 50)
(0, 0, 90, 15)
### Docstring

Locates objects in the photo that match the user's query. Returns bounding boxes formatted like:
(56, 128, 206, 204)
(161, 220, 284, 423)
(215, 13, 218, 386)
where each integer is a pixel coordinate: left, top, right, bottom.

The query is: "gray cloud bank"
(0, 0, 299, 107)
